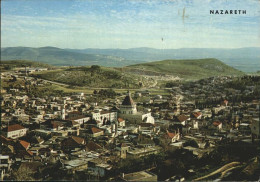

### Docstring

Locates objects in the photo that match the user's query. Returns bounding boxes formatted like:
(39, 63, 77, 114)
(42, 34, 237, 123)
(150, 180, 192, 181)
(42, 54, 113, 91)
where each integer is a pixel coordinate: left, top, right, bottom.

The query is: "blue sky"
(1, 0, 260, 49)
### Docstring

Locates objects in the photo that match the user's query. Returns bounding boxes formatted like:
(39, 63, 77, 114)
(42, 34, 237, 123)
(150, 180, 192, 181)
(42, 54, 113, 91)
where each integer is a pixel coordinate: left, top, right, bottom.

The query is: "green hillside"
(127, 58, 244, 79)
(32, 65, 147, 89)
(1, 60, 53, 71)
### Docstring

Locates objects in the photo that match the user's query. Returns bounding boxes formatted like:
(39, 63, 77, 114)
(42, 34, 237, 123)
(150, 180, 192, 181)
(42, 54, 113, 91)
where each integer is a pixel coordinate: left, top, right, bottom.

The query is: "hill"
(1, 60, 53, 68)
(31, 65, 151, 89)
(0, 60, 53, 72)
(1, 47, 135, 67)
(67, 47, 260, 72)
(2, 47, 259, 72)
(126, 58, 244, 80)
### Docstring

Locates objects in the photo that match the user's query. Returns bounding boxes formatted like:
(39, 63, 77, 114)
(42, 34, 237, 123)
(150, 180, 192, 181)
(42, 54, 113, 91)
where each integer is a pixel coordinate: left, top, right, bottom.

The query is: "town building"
(2, 124, 27, 139)
(118, 92, 155, 124)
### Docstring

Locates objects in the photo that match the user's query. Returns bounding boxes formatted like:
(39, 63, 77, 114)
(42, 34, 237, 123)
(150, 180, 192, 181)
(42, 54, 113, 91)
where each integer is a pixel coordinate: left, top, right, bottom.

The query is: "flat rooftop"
(128, 146, 160, 155)
(123, 171, 156, 181)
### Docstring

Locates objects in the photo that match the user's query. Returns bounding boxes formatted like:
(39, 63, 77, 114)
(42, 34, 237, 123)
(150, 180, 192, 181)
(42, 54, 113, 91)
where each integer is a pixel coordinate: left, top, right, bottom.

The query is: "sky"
(1, 0, 260, 49)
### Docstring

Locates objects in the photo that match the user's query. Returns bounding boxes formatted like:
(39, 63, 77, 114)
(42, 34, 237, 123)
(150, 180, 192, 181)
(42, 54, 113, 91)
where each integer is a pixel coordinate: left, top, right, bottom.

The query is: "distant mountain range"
(67, 47, 260, 72)
(0, 47, 135, 67)
(1, 46, 260, 72)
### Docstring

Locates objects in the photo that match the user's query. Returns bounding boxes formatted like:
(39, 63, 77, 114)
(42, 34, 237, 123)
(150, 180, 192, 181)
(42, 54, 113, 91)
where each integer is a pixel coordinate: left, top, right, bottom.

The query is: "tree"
(4, 65, 12, 70)
(90, 65, 101, 77)
(12, 166, 35, 181)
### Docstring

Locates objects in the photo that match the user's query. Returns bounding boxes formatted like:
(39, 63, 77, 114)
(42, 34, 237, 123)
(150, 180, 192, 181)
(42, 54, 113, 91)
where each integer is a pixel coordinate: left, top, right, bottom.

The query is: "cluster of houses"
(1, 71, 259, 181)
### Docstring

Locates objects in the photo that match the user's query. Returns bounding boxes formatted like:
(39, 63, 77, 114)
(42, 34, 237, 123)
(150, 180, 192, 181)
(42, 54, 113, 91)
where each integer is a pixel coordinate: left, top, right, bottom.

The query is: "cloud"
(1, 0, 260, 48)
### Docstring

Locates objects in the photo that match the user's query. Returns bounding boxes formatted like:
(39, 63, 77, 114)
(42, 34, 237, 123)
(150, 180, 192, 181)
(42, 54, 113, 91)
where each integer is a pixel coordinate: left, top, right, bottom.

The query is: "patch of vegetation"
(96, 88, 117, 98)
(224, 76, 260, 99)
(32, 65, 144, 89)
(1, 78, 64, 97)
(165, 81, 181, 88)
(127, 58, 244, 80)
(1, 60, 53, 69)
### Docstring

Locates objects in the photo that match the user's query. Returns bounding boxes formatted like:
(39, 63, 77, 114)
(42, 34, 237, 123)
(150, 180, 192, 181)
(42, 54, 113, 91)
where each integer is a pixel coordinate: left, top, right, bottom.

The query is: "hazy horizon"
(2, 46, 260, 50)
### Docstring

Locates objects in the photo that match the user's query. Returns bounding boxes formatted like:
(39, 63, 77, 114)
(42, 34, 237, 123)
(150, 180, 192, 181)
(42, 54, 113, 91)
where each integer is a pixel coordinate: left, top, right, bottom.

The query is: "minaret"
(61, 100, 66, 120)
(176, 95, 181, 115)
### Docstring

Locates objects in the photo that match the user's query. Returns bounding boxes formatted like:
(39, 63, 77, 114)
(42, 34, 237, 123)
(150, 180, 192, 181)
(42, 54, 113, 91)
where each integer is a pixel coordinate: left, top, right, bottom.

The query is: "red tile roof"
(19, 140, 30, 150)
(0, 135, 14, 143)
(192, 112, 202, 118)
(167, 132, 176, 139)
(213, 121, 222, 127)
(71, 136, 84, 144)
(91, 127, 103, 134)
(6, 124, 25, 132)
(27, 150, 33, 156)
(86, 141, 102, 151)
(118, 118, 125, 123)
(177, 115, 189, 122)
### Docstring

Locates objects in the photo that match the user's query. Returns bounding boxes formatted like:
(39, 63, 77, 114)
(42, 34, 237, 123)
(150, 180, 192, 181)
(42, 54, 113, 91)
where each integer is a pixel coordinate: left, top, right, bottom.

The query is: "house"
(119, 143, 129, 159)
(80, 127, 104, 138)
(85, 141, 102, 152)
(212, 121, 223, 130)
(118, 118, 126, 127)
(90, 127, 104, 138)
(91, 110, 117, 125)
(18, 140, 30, 151)
(1, 145, 15, 157)
(66, 111, 90, 125)
(2, 124, 27, 139)
(15, 140, 33, 160)
(127, 146, 161, 157)
(0, 155, 12, 179)
(61, 158, 90, 174)
(137, 134, 155, 147)
(165, 131, 181, 143)
(222, 99, 228, 106)
(191, 112, 202, 119)
(61, 136, 85, 152)
(88, 159, 112, 178)
(173, 115, 190, 126)
(40, 120, 64, 131)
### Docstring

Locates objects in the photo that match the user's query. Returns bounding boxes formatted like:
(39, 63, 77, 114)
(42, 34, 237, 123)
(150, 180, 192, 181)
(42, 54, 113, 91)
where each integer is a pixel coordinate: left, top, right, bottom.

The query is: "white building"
(118, 92, 154, 124)
(2, 124, 27, 139)
(91, 110, 117, 124)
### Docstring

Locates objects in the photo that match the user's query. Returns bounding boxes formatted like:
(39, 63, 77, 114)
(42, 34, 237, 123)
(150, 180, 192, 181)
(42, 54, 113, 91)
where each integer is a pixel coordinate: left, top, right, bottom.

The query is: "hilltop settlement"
(1, 63, 260, 181)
